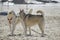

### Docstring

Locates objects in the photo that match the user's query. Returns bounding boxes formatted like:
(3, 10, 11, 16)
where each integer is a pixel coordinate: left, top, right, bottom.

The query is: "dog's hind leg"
(38, 22, 45, 37)
(29, 27, 31, 35)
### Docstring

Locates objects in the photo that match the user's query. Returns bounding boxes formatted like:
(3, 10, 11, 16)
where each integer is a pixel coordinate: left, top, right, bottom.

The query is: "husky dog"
(7, 11, 21, 36)
(19, 9, 45, 37)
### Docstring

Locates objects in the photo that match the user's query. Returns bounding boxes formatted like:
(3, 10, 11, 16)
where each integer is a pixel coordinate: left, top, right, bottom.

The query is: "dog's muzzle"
(8, 18, 12, 24)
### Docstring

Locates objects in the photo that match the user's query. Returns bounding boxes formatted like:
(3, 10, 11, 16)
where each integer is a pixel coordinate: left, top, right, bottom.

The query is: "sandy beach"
(0, 4, 60, 40)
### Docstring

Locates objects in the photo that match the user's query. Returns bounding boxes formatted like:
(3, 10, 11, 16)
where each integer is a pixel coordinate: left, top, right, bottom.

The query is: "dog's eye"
(8, 19, 9, 20)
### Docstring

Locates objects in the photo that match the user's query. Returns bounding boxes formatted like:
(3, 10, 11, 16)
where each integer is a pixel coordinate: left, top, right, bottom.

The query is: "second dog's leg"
(38, 22, 45, 37)
(23, 23, 27, 36)
(29, 27, 31, 36)
(22, 22, 27, 36)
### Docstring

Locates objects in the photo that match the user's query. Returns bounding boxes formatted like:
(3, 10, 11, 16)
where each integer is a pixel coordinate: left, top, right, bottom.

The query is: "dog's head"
(7, 11, 15, 24)
(19, 9, 25, 19)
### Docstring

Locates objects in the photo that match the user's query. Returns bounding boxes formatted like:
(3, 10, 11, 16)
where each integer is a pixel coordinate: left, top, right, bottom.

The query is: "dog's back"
(24, 14, 44, 27)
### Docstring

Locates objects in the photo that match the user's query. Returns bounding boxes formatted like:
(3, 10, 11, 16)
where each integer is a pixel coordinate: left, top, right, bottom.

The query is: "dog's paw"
(8, 34, 16, 36)
(26, 34, 32, 36)
(41, 34, 46, 37)
(17, 34, 21, 36)
(41, 35, 45, 37)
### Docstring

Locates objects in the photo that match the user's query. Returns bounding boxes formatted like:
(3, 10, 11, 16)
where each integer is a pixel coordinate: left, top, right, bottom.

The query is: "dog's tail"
(36, 10, 44, 16)
(28, 9, 33, 14)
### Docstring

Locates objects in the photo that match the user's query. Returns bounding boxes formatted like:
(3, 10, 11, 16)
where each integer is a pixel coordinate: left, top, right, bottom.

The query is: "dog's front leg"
(9, 23, 16, 36)
(21, 21, 27, 36)
(11, 23, 16, 36)
(24, 26, 27, 36)
(9, 23, 11, 33)
(8, 23, 12, 36)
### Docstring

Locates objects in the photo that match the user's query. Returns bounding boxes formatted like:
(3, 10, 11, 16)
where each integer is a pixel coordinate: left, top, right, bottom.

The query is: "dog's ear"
(9, 11, 12, 14)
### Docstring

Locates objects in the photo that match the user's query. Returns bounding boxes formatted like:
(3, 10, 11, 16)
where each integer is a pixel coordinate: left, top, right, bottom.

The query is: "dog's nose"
(9, 20, 11, 24)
